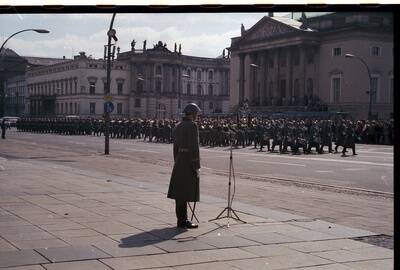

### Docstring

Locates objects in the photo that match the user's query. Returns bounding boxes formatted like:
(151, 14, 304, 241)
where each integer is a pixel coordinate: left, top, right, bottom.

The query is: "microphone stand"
(209, 138, 245, 226)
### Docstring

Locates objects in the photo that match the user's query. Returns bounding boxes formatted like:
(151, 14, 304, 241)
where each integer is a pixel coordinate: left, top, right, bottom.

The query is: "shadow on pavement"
(119, 227, 187, 248)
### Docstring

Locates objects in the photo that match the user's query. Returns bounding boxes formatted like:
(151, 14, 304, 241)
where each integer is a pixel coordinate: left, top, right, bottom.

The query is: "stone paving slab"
(0, 249, 49, 268)
(0, 266, 46, 270)
(35, 245, 111, 263)
(42, 260, 113, 270)
(344, 258, 393, 270)
(226, 253, 332, 270)
(311, 246, 393, 263)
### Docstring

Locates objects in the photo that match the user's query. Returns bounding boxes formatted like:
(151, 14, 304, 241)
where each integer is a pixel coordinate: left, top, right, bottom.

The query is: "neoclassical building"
(25, 42, 230, 119)
(117, 40, 230, 118)
(229, 12, 393, 119)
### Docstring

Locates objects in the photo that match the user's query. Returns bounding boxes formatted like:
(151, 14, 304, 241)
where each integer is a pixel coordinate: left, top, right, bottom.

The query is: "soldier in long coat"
(168, 103, 201, 229)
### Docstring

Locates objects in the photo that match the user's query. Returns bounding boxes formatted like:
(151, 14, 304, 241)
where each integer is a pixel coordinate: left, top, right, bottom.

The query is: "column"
(239, 53, 245, 104)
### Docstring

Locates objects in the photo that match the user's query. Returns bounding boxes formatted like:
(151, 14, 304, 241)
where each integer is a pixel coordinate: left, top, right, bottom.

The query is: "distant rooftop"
(22, 56, 70, 67)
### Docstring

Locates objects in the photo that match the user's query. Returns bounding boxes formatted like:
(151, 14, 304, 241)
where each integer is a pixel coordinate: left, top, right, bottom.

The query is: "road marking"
(0, 165, 5, 171)
(315, 170, 333, 173)
(343, 168, 368, 171)
(357, 151, 393, 155)
(248, 160, 306, 167)
(125, 149, 160, 154)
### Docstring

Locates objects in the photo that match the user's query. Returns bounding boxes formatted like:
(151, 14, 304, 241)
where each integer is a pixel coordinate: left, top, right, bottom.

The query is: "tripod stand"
(209, 139, 245, 225)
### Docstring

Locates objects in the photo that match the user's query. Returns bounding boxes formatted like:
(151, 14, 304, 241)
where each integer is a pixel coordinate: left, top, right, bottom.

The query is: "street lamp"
(104, 13, 117, 155)
(0, 29, 49, 118)
(345, 53, 375, 120)
(0, 29, 50, 53)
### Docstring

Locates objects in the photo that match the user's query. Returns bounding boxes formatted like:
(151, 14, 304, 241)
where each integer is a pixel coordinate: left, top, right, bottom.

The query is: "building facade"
(25, 42, 230, 119)
(4, 75, 26, 116)
(25, 52, 131, 118)
(229, 12, 393, 119)
(117, 40, 230, 119)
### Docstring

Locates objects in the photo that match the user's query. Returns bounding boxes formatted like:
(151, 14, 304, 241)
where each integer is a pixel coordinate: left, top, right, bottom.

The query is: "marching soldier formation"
(16, 116, 393, 157)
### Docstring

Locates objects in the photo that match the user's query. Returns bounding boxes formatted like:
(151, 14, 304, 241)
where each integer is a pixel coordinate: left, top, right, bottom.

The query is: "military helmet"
(183, 103, 201, 115)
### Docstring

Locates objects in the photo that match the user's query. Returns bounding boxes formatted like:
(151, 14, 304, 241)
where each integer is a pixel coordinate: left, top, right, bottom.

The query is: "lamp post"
(0, 29, 49, 118)
(104, 13, 117, 155)
(345, 53, 374, 120)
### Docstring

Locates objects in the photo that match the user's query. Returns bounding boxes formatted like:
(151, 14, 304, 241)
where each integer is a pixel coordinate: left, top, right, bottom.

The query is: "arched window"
(208, 84, 213, 96)
(208, 70, 213, 80)
(197, 70, 202, 81)
(187, 68, 191, 78)
(197, 84, 202, 95)
(187, 83, 191, 95)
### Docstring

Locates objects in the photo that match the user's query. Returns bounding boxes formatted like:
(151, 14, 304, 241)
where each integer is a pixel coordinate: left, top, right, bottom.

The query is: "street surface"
(0, 129, 393, 237)
(4, 129, 393, 193)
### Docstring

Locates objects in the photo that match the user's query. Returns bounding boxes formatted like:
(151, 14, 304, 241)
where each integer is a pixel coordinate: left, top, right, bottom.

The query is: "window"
(187, 68, 191, 78)
(307, 78, 313, 96)
(197, 70, 202, 81)
(208, 70, 213, 80)
(89, 82, 95, 94)
(74, 81, 77, 94)
(56, 103, 59, 114)
(208, 84, 213, 96)
(172, 81, 176, 92)
(307, 52, 314, 64)
(187, 83, 191, 95)
(137, 80, 143, 92)
(61, 103, 63, 114)
(331, 76, 341, 103)
(156, 65, 162, 75)
(156, 79, 161, 92)
(135, 98, 141, 108)
(69, 103, 72, 114)
(371, 46, 381, 56)
(197, 84, 202, 95)
(117, 82, 123, 95)
(117, 103, 122, 114)
(293, 50, 300, 66)
(279, 52, 286, 67)
(389, 77, 393, 104)
(209, 102, 214, 110)
(268, 58, 274, 68)
(333, 47, 341, 56)
(280, 80, 286, 98)
(74, 103, 77, 114)
(70, 81, 73, 95)
(294, 79, 300, 97)
(370, 76, 380, 103)
(90, 103, 96, 114)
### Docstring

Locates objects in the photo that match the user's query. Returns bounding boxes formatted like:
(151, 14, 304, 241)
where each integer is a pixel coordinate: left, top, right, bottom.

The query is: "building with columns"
(117, 40, 230, 119)
(25, 42, 230, 119)
(229, 12, 393, 119)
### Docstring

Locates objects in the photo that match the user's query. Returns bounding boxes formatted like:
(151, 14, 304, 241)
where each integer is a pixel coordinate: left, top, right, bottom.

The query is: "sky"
(0, 12, 293, 59)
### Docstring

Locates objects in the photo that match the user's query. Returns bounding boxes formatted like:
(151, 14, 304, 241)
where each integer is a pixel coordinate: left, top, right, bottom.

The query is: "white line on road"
(248, 160, 306, 167)
(343, 168, 369, 171)
(357, 151, 393, 155)
(315, 170, 334, 173)
(125, 149, 160, 154)
(0, 165, 4, 171)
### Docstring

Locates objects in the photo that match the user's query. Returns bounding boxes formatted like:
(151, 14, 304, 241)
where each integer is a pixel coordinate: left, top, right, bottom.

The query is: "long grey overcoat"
(167, 118, 200, 202)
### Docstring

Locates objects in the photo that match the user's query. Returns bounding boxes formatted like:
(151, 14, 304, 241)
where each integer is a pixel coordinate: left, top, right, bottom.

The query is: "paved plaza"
(0, 131, 394, 269)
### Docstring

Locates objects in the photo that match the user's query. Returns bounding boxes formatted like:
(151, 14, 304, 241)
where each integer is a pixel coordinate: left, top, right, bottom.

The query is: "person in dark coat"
(168, 103, 201, 229)
(1, 119, 6, 139)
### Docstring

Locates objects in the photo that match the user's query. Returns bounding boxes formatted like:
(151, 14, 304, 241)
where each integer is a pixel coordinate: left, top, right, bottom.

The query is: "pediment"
(243, 17, 297, 42)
